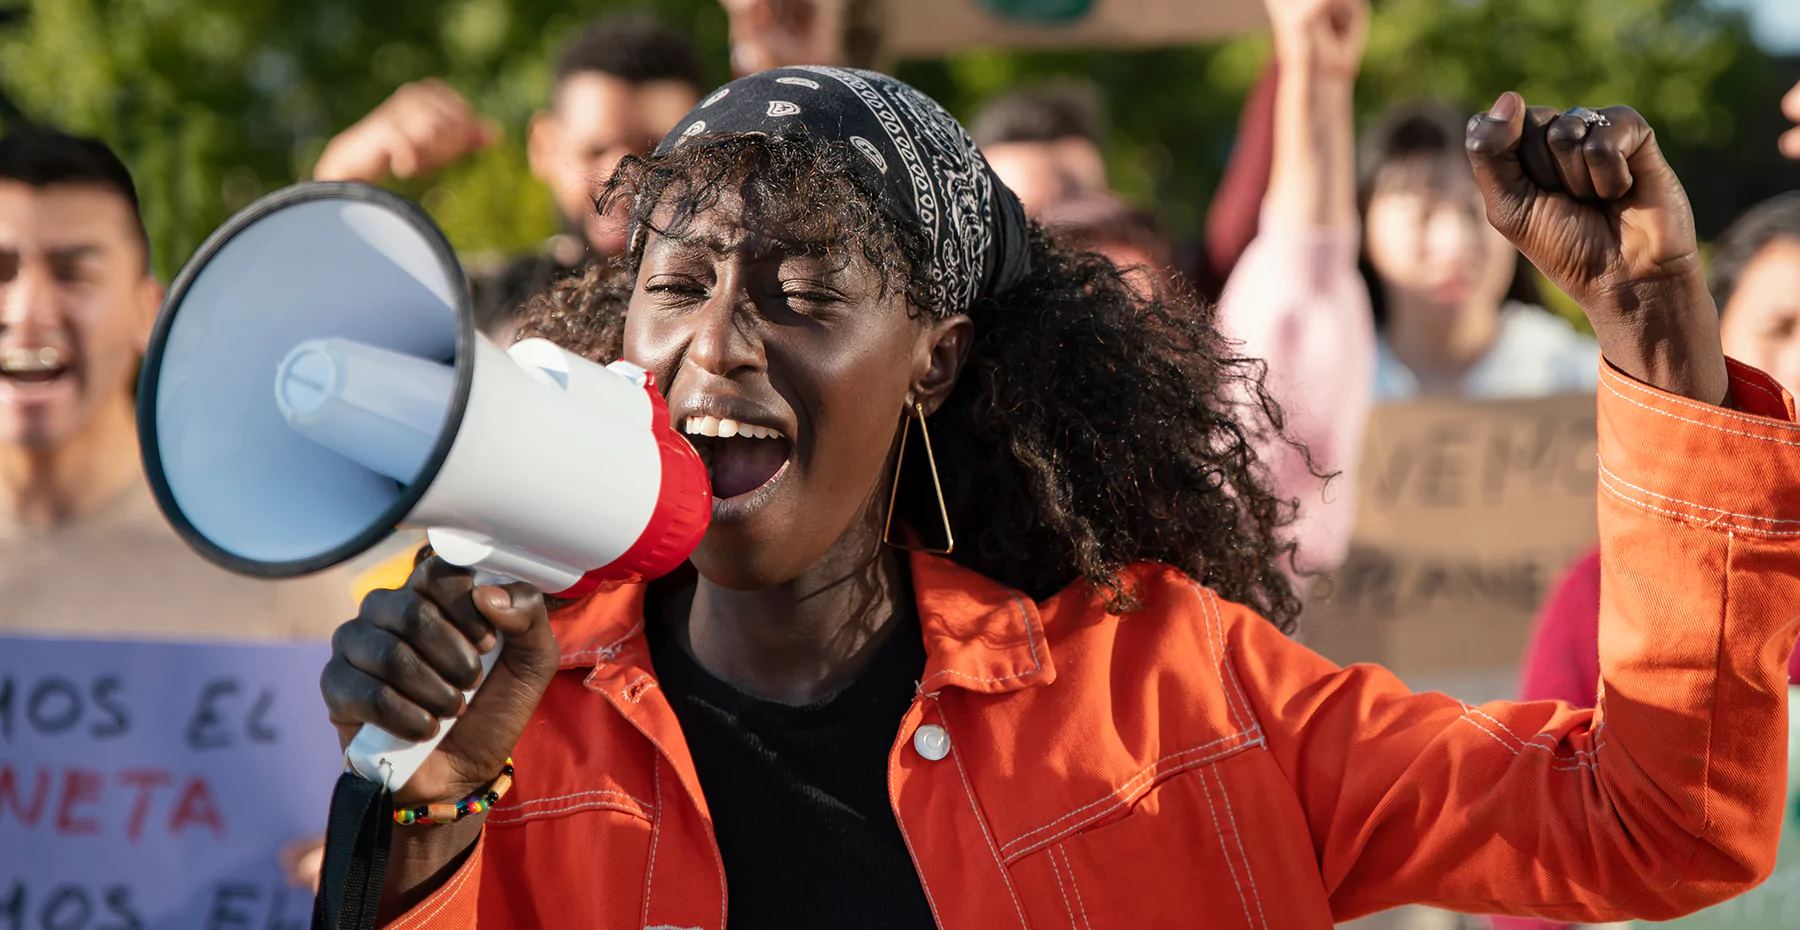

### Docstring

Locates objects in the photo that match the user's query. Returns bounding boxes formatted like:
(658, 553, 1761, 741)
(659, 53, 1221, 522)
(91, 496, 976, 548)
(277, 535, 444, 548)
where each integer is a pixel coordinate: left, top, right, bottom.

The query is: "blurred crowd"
(4, 0, 1800, 927)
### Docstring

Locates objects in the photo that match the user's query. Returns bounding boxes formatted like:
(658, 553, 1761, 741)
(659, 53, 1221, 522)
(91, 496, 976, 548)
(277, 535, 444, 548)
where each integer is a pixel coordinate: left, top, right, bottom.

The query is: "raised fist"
(1466, 93, 1728, 406)
(313, 79, 501, 183)
(1264, 0, 1370, 80)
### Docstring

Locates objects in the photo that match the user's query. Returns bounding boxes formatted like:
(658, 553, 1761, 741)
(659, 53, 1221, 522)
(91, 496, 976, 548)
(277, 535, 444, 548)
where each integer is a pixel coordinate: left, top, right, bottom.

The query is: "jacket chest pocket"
(1005, 751, 1331, 930)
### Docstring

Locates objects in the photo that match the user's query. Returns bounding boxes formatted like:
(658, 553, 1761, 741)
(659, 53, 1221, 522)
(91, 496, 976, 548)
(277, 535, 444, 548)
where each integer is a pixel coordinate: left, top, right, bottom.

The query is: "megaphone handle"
(345, 569, 512, 793)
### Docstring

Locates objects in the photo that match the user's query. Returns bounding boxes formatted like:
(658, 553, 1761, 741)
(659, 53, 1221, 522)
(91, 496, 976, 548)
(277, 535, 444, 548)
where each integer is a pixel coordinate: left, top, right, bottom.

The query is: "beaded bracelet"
(394, 758, 515, 826)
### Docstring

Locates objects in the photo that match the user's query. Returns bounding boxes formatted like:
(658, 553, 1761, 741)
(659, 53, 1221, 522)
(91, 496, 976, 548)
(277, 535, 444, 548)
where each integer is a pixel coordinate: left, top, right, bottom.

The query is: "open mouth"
(681, 415, 794, 501)
(0, 347, 71, 387)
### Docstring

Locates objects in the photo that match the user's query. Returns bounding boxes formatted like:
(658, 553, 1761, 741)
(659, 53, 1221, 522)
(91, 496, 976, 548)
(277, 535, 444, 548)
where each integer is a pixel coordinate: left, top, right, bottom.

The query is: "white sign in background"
(0, 636, 338, 930)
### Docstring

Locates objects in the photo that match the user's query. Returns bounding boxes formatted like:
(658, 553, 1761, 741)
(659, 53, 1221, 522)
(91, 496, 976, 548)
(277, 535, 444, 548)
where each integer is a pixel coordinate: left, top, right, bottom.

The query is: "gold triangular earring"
(882, 402, 955, 555)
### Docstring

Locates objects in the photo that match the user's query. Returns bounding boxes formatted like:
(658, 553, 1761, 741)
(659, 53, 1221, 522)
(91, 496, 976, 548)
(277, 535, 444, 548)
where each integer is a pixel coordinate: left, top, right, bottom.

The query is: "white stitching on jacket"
(1603, 366, 1800, 433)
(1596, 470, 1800, 536)
(640, 761, 661, 928)
(934, 699, 1032, 929)
(1600, 377, 1800, 446)
(1193, 583, 1246, 731)
(487, 797, 651, 826)
(509, 787, 653, 810)
(1598, 460, 1800, 525)
(1047, 843, 1079, 929)
(891, 749, 947, 925)
(1054, 846, 1093, 930)
(915, 596, 1045, 693)
(1208, 766, 1268, 929)
(1455, 713, 1606, 772)
(1459, 704, 1603, 759)
(1198, 762, 1256, 926)
(562, 620, 647, 668)
(1201, 585, 1263, 735)
(1000, 731, 1265, 861)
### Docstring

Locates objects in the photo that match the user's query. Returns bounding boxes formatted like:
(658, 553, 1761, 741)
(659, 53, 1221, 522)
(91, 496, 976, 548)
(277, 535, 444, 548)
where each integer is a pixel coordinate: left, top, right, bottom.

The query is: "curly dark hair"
(521, 132, 1310, 631)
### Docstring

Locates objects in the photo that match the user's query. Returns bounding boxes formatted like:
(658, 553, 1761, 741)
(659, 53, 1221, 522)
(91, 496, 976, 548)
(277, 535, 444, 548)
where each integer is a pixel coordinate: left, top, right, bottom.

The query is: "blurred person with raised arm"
(312, 15, 703, 343)
(1214, 0, 1375, 571)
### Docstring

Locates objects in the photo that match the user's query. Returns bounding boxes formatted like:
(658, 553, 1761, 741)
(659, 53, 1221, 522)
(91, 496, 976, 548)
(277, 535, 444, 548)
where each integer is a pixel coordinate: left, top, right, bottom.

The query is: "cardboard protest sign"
(1299, 393, 1600, 704)
(882, 0, 1268, 58)
(0, 637, 337, 930)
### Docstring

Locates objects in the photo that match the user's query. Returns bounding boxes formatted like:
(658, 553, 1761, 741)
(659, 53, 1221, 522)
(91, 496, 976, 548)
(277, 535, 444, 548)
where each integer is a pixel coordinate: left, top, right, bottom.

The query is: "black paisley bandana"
(654, 66, 1034, 316)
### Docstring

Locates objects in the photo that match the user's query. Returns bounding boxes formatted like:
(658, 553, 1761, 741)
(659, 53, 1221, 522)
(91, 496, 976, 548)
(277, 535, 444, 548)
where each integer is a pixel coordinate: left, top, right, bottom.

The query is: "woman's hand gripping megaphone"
(322, 556, 559, 810)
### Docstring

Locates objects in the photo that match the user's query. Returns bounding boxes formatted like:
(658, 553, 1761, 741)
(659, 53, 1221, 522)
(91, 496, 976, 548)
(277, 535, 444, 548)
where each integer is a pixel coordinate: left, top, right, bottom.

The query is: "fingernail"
(476, 585, 513, 610)
(1489, 92, 1519, 122)
(477, 632, 498, 654)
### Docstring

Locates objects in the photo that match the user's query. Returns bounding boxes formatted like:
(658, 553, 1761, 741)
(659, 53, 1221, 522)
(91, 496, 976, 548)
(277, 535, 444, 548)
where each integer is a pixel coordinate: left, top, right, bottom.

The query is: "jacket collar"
(551, 550, 1057, 695)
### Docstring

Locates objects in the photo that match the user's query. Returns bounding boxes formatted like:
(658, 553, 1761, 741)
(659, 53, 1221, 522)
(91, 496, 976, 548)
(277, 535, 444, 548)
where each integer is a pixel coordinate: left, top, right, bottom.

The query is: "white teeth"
(0, 347, 62, 373)
(682, 415, 782, 440)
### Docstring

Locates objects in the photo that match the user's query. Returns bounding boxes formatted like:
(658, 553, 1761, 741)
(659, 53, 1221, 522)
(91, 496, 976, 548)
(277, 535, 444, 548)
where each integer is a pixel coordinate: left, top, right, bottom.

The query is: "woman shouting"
(323, 68, 1796, 928)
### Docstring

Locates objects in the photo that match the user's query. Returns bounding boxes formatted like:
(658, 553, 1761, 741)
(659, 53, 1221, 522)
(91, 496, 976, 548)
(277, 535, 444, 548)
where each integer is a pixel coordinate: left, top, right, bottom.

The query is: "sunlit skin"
(527, 73, 700, 255)
(0, 181, 161, 526)
(622, 195, 971, 700)
(1364, 155, 1520, 391)
(1719, 238, 1800, 398)
(983, 138, 1108, 218)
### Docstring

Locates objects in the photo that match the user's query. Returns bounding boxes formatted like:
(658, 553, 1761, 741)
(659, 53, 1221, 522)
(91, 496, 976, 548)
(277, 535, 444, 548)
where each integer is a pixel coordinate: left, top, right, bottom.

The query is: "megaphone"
(138, 182, 711, 790)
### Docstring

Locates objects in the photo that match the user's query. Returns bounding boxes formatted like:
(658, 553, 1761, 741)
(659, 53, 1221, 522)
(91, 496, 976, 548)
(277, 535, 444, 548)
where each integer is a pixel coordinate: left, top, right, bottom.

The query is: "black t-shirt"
(647, 608, 937, 929)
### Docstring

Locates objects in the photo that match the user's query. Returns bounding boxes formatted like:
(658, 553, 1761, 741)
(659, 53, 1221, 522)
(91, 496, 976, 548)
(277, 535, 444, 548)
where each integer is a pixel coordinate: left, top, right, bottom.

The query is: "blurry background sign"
(0, 637, 339, 930)
(886, 0, 1267, 57)
(976, 0, 1094, 25)
(1300, 393, 1600, 705)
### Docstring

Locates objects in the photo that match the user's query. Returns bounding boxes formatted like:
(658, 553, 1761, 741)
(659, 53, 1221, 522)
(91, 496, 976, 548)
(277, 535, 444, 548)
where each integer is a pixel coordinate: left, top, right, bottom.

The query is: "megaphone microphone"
(138, 183, 711, 792)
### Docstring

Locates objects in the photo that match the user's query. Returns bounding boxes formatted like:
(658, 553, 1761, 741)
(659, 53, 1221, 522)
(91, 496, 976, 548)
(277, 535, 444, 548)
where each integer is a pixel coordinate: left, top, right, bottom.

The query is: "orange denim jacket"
(389, 360, 1800, 929)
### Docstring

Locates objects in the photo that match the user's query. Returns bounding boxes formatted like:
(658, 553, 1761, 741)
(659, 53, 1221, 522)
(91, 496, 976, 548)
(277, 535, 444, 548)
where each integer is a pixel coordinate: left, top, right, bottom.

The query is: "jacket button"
(913, 724, 950, 761)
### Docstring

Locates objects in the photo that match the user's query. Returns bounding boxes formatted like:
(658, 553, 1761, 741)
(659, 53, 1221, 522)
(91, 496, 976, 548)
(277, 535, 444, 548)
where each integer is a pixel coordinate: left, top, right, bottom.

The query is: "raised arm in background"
(312, 80, 500, 184)
(1196, 61, 1279, 300)
(1215, 0, 1374, 571)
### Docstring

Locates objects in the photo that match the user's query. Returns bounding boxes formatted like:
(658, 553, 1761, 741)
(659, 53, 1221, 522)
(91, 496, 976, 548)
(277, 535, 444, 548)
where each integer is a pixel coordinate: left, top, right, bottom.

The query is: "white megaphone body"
(138, 183, 710, 792)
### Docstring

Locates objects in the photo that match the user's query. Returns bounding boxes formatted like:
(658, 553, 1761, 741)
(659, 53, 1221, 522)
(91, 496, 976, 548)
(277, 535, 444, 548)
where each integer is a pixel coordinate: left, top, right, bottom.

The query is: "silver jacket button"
(913, 724, 950, 761)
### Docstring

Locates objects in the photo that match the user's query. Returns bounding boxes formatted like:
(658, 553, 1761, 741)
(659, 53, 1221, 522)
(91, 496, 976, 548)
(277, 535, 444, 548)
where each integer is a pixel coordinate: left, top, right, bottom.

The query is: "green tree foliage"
(0, 0, 1779, 282)
(0, 0, 733, 278)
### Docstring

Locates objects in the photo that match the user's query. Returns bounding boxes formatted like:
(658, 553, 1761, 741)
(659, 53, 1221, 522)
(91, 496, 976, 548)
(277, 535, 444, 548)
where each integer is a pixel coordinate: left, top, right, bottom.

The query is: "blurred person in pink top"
(1213, 0, 1376, 571)
(972, 0, 1374, 572)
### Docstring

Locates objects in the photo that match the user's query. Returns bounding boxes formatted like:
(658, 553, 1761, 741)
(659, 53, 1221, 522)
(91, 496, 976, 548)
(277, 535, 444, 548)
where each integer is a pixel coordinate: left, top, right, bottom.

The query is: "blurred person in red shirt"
(312, 15, 703, 343)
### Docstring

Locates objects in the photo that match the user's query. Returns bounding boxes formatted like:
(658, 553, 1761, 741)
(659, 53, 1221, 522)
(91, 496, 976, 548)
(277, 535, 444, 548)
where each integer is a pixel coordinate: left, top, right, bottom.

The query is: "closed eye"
(643, 279, 708, 303)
